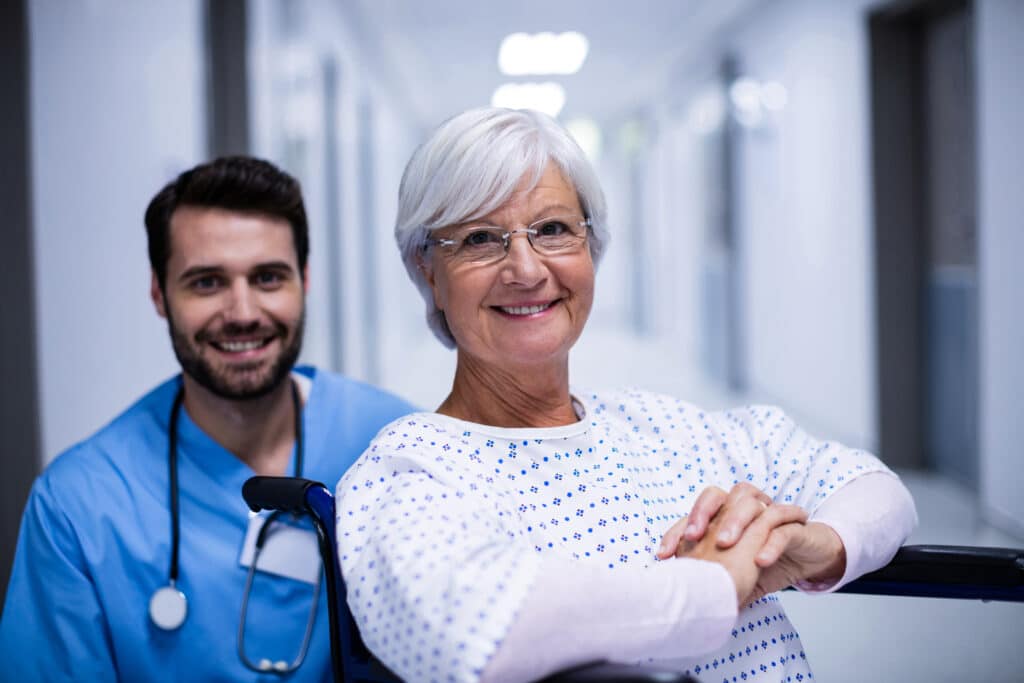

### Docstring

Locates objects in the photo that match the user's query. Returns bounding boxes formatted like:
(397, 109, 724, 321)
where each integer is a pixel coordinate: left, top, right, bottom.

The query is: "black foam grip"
(241, 476, 325, 514)
(859, 544, 1024, 586)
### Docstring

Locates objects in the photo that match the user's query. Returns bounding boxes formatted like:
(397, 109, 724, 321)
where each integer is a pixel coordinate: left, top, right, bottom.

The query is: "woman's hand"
(657, 483, 779, 559)
(753, 520, 847, 589)
(673, 503, 807, 606)
(659, 483, 848, 604)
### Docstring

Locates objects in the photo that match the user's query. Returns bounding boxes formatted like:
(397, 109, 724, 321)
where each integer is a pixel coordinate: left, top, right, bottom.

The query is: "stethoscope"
(149, 380, 320, 674)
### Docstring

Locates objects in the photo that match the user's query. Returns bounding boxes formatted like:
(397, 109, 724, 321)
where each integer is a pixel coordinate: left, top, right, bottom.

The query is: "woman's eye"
(537, 221, 569, 236)
(463, 230, 500, 247)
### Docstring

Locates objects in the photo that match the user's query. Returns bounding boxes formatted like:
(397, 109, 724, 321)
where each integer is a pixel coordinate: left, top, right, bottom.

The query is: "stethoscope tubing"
(154, 379, 308, 667)
(166, 380, 304, 582)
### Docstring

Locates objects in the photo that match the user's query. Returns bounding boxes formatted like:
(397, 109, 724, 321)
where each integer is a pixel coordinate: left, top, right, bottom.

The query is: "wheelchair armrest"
(838, 544, 1024, 602)
(242, 475, 326, 514)
(539, 662, 697, 682)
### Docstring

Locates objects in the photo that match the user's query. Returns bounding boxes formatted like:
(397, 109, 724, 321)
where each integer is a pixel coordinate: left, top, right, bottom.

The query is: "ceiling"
(345, 0, 762, 128)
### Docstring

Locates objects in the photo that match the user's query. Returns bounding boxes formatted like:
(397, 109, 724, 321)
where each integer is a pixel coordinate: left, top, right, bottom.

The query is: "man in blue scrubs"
(0, 157, 414, 681)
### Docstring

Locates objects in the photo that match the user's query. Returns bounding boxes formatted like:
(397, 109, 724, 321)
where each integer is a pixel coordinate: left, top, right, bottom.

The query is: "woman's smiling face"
(423, 162, 595, 371)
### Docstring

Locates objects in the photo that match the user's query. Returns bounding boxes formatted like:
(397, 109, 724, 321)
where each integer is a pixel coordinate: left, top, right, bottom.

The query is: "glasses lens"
(450, 226, 506, 263)
(530, 216, 586, 254)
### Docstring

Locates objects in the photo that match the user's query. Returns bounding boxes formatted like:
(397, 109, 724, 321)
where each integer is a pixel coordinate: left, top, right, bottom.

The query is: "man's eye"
(191, 276, 221, 291)
(537, 221, 569, 236)
(462, 230, 501, 247)
(254, 271, 285, 287)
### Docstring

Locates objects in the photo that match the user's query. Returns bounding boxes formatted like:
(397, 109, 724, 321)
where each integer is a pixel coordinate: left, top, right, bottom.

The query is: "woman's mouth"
(493, 301, 558, 317)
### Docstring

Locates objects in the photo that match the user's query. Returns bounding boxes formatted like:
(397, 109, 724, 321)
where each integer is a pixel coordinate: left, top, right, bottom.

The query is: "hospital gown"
(337, 388, 913, 683)
(0, 366, 414, 682)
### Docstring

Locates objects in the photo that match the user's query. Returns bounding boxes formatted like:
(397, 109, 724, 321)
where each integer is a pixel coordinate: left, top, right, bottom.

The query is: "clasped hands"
(656, 484, 847, 608)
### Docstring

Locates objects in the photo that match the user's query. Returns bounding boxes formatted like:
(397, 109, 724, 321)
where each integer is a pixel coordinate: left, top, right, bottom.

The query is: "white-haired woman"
(337, 107, 916, 683)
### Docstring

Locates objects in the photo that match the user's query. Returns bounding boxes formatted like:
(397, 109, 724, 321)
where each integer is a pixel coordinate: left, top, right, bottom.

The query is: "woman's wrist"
(801, 521, 847, 584)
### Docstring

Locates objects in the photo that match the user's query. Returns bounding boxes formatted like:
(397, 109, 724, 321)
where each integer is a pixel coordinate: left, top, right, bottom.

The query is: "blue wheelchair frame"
(242, 476, 1024, 683)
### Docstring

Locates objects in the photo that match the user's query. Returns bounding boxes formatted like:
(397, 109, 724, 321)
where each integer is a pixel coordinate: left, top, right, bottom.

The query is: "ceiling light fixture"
(491, 82, 567, 117)
(498, 31, 589, 76)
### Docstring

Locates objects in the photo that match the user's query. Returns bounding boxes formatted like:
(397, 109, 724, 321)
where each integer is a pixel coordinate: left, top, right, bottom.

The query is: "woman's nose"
(500, 233, 546, 285)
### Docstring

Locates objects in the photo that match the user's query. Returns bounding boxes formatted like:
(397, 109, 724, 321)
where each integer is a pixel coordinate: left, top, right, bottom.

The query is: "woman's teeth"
(500, 303, 552, 315)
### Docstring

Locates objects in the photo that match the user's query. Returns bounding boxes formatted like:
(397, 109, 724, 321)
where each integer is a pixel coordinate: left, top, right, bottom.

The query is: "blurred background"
(2, 0, 1021, 680)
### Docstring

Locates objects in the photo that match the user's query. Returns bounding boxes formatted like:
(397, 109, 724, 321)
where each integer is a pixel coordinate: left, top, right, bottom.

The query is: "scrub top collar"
(172, 367, 319, 490)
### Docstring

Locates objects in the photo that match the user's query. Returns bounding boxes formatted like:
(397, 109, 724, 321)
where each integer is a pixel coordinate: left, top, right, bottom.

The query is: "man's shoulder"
(43, 376, 179, 486)
(306, 366, 417, 416)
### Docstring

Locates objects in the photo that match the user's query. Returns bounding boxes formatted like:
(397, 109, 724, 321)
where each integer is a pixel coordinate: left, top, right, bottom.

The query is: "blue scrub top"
(0, 367, 415, 682)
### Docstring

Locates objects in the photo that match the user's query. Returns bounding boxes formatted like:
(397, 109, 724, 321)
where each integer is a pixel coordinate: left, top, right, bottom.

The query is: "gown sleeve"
(727, 405, 895, 511)
(726, 406, 917, 588)
(0, 475, 118, 681)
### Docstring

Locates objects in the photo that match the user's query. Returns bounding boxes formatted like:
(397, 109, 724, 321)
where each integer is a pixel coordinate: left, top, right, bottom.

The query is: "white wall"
(248, 0, 427, 402)
(725, 0, 878, 449)
(977, 0, 1024, 534)
(29, 1, 206, 463)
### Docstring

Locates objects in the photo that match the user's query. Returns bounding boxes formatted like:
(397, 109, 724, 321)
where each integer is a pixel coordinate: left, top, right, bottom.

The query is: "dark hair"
(144, 156, 309, 289)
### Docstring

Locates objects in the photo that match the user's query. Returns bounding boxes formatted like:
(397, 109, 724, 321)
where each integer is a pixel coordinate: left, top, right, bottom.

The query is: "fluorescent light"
(491, 82, 566, 117)
(760, 81, 788, 111)
(729, 77, 761, 114)
(498, 31, 589, 76)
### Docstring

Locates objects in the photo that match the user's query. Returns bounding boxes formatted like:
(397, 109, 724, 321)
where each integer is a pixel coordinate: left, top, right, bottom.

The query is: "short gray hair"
(395, 107, 609, 348)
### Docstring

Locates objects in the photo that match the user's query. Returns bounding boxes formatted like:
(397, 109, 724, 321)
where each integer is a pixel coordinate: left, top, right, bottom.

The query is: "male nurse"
(0, 156, 414, 681)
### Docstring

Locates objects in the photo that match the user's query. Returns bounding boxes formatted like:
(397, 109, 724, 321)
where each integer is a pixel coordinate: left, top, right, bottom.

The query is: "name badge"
(238, 514, 321, 585)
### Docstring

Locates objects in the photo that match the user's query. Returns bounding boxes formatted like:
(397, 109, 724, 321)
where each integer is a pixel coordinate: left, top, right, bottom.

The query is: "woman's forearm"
(800, 471, 918, 592)
(481, 556, 737, 683)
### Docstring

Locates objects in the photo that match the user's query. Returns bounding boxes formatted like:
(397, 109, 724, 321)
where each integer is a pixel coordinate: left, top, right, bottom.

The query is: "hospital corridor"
(1, 1, 1022, 681)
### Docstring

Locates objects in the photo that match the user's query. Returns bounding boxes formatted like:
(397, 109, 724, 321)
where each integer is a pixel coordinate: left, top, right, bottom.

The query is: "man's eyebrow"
(178, 265, 223, 282)
(177, 261, 296, 282)
(251, 260, 297, 273)
(253, 260, 299, 270)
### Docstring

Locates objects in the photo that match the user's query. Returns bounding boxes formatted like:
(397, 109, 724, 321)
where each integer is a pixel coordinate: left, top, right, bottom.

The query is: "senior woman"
(337, 107, 916, 683)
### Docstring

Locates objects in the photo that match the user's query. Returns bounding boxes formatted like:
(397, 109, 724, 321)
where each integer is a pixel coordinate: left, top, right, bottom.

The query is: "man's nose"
(224, 280, 259, 322)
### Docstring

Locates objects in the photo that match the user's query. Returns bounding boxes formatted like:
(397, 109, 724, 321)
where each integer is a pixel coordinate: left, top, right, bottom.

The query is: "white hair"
(395, 107, 609, 348)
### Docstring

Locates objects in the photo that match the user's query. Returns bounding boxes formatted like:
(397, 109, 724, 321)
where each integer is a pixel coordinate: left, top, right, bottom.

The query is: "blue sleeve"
(0, 475, 118, 681)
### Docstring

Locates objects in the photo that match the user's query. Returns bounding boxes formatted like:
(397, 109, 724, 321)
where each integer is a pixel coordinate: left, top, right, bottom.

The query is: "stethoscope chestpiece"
(149, 582, 188, 630)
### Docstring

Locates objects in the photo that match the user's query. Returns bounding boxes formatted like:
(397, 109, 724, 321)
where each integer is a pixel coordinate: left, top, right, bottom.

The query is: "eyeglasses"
(424, 214, 591, 266)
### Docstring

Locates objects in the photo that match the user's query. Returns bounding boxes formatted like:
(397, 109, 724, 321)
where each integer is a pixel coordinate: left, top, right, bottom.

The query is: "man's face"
(152, 206, 307, 400)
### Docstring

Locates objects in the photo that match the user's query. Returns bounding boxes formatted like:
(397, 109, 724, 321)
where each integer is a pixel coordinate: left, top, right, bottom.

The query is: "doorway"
(870, 0, 978, 488)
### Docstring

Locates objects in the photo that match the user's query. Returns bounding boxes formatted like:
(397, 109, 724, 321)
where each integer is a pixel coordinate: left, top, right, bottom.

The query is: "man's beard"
(166, 309, 305, 401)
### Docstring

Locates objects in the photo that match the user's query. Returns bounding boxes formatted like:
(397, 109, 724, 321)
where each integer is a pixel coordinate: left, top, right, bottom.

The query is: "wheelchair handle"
(242, 476, 326, 514)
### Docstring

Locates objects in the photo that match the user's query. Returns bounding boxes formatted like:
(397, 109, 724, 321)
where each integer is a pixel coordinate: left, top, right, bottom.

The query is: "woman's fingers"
(657, 516, 690, 559)
(680, 486, 727, 542)
(659, 484, 804, 558)
(713, 484, 777, 547)
(658, 485, 729, 557)
(726, 482, 773, 508)
(756, 524, 797, 566)
(754, 506, 810, 565)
